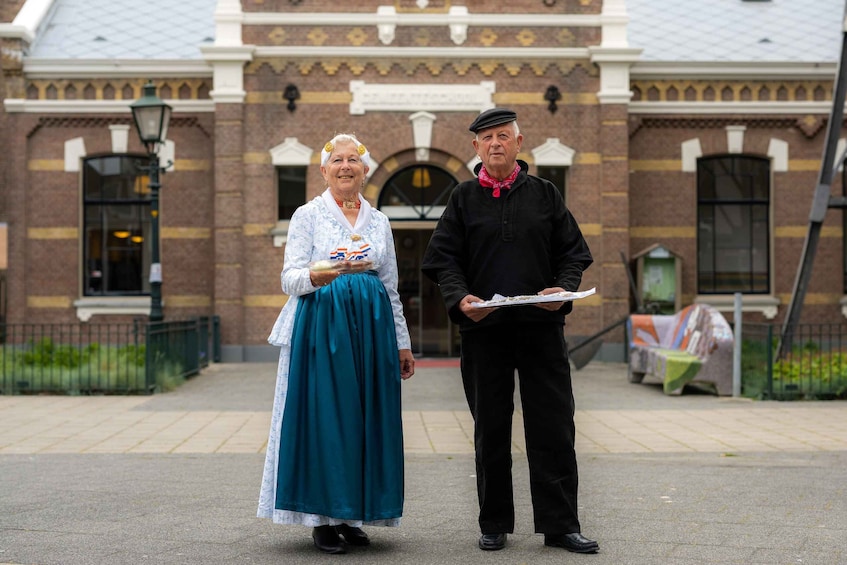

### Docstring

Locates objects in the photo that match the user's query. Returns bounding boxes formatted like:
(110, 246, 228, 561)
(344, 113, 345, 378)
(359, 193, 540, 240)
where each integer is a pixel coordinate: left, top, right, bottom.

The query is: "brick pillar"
(213, 103, 246, 361)
(598, 103, 632, 345)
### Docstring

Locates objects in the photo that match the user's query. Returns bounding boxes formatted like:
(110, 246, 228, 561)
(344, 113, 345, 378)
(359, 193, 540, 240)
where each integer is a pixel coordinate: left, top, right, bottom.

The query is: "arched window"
(377, 164, 457, 221)
(697, 155, 770, 294)
(82, 155, 151, 296)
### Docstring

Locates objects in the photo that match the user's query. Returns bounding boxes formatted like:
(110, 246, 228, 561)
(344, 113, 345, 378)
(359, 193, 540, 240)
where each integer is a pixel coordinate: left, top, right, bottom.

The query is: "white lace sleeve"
(280, 206, 321, 297)
(375, 214, 412, 350)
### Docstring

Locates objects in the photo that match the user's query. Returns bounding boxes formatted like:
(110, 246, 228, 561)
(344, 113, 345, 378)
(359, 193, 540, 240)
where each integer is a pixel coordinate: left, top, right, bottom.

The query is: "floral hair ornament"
(320, 134, 371, 168)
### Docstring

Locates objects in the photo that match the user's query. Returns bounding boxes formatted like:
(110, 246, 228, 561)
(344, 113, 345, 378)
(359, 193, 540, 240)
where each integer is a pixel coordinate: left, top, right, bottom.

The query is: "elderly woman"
(258, 134, 415, 554)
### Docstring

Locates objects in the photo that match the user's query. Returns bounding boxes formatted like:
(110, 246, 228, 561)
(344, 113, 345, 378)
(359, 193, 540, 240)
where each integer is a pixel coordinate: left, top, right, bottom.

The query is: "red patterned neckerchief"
(478, 164, 520, 198)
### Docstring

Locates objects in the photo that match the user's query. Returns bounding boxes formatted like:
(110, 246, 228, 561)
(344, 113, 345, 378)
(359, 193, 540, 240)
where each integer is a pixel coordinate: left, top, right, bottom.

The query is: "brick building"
(0, 0, 845, 362)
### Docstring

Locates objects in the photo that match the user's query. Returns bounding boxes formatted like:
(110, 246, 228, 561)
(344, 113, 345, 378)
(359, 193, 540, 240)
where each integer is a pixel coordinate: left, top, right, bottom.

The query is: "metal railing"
(0, 316, 220, 395)
(741, 323, 847, 400)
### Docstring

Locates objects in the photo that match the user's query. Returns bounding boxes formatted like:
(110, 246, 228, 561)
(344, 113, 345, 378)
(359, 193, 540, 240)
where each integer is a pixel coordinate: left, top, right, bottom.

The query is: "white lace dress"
(257, 189, 411, 527)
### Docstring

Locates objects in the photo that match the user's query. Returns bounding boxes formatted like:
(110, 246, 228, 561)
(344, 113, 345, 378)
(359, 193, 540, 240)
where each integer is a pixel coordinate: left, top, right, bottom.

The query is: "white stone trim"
(410, 111, 436, 161)
(109, 125, 130, 154)
(4, 99, 215, 113)
(242, 11, 605, 27)
(269, 137, 313, 166)
(695, 295, 779, 320)
(213, 0, 245, 47)
(841, 296, 847, 319)
(681, 138, 702, 173)
(23, 59, 211, 79)
(73, 296, 153, 322)
(631, 61, 837, 80)
(726, 125, 746, 154)
(64, 137, 86, 173)
(159, 140, 176, 172)
(629, 101, 836, 114)
(376, 6, 396, 45)
(350, 80, 495, 114)
(200, 45, 254, 104)
(448, 6, 469, 45)
(588, 48, 642, 105)
(466, 155, 481, 174)
(531, 138, 575, 167)
(768, 138, 789, 172)
(256, 46, 589, 59)
(0, 0, 56, 43)
(836, 138, 847, 172)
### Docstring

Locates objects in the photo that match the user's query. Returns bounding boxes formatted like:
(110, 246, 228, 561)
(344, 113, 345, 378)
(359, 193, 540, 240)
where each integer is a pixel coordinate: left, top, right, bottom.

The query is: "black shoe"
(479, 533, 507, 551)
(312, 525, 347, 554)
(336, 523, 370, 546)
(544, 532, 599, 554)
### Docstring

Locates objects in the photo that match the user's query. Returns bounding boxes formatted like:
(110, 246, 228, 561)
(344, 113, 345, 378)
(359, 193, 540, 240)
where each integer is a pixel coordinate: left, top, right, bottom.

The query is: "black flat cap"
(468, 108, 517, 133)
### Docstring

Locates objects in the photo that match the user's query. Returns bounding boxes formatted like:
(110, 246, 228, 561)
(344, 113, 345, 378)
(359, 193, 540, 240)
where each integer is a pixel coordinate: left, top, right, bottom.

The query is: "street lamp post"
(130, 81, 172, 322)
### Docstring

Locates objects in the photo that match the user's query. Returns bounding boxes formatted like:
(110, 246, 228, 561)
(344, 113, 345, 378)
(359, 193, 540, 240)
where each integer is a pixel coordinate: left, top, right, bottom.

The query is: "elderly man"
(421, 108, 597, 554)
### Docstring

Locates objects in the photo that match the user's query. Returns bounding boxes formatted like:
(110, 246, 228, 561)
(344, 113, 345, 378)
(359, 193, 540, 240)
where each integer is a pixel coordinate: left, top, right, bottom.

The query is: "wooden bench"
(626, 304, 734, 396)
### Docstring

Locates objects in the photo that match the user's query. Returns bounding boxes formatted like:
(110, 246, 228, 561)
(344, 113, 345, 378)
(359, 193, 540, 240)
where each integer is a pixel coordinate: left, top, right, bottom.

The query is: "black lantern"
(130, 81, 172, 322)
(283, 84, 301, 112)
(130, 81, 172, 153)
(544, 85, 562, 114)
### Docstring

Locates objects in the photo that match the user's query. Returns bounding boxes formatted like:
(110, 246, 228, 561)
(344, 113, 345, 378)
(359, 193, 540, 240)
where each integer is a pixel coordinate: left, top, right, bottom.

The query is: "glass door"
(394, 229, 456, 356)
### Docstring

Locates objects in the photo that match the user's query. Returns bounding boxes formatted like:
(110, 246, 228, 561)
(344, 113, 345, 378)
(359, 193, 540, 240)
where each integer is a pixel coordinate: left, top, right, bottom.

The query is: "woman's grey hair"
(320, 133, 371, 168)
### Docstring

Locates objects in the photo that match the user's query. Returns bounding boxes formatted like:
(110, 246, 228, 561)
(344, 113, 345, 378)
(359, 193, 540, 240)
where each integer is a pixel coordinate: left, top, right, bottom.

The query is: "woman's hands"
(399, 349, 415, 380)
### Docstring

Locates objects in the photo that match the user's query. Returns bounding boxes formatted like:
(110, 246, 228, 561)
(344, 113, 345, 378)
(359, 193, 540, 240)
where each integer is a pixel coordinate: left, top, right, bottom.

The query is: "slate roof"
(23, 0, 846, 64)
(27, 0, 215, 59)
(627, 0, 845, 62)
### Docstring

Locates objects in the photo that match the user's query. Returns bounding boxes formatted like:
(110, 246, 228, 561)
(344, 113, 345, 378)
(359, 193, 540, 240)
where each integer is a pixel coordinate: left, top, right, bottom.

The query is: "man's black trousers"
(460, 322, 581, 535)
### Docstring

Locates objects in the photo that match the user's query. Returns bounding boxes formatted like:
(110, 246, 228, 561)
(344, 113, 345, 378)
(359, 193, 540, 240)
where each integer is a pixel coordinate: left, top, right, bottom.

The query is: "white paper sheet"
(470, 287, 596, 308)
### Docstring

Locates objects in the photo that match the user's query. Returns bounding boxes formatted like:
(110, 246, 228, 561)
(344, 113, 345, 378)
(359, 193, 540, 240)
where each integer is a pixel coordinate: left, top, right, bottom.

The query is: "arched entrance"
(378, 163, 459, 356)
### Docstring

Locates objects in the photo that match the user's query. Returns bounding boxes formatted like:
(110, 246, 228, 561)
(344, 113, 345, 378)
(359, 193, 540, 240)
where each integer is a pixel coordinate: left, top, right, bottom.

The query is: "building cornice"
(1, 0, 56, 43)
(3, 99, 215, 114)
(241, 12, 608, 27)
(252, 46, 589, 59)
(628, 101, 835, 115)
(22, 59, 212, 79)
(631, 61, 837, 80)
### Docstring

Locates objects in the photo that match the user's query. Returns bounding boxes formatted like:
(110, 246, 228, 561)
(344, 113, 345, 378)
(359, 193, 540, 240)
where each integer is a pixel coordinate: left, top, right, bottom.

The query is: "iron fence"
(741, 322, 847, 400)
(0, 316, 219, 395)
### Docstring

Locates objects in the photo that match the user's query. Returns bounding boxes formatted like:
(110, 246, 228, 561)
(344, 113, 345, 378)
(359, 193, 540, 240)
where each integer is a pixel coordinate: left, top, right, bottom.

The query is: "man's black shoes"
(544, 532, 599, 554)
(478, 533, 507, 551)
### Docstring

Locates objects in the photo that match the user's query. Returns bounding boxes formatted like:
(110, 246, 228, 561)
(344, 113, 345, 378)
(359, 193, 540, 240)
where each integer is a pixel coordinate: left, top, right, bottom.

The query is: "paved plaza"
(1, 360, 846, 564)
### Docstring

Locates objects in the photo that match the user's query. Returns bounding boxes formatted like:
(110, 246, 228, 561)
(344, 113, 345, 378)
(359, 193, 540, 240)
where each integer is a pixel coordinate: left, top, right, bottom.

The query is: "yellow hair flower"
(357, 144, 366, 156)
(324, 141, 334, 153)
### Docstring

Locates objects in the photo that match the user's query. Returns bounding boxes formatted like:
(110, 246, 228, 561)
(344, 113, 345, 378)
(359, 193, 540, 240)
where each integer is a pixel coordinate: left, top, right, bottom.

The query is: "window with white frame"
(82, 155, 151, 296)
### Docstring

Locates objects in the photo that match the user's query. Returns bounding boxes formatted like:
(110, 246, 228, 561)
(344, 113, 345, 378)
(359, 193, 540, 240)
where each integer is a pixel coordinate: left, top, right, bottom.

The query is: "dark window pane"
(378, 165, 457, 221)
(277, 166, 307, 220)
(83, 155, 150, 296)
(537, 166, 567, 200)
(697, 156, 770, 294)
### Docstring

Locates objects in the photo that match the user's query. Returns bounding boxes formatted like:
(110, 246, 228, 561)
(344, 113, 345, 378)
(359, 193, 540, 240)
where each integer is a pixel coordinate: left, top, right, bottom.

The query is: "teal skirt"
(274, 271, 404, 521)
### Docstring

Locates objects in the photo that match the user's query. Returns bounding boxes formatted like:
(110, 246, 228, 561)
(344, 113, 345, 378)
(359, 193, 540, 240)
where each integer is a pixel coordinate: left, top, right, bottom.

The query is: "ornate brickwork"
(26, 116, 209, 139)
(627, 116, 831, 140)
(245, 58, 593, 78)
(23, 79, 212, 101)
(246, 24, 595, 48)
(632, 80, 831, 103)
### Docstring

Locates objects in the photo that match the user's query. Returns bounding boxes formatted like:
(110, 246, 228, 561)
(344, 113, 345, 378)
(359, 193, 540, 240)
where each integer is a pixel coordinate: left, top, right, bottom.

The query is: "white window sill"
(694, 294, 779, 320)
(270, 220, 290, 247)
(73, 296, 153, 322)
